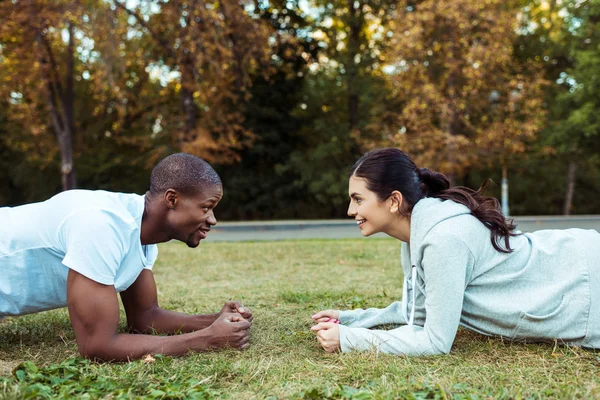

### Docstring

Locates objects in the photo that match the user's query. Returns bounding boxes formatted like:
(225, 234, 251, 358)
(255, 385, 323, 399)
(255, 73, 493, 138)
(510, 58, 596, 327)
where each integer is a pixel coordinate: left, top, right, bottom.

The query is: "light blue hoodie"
(338, 197, 600, 355)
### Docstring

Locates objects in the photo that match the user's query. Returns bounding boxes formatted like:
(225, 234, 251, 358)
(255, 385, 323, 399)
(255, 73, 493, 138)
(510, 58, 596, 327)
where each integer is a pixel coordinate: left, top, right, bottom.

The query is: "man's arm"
(67, 269, 250, 361)
(120, 270, 221, 334)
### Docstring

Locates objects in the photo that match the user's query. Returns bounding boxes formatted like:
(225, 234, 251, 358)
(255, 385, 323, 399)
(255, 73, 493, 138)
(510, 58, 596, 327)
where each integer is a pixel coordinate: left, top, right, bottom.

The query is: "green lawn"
(1, 239, 599, 399)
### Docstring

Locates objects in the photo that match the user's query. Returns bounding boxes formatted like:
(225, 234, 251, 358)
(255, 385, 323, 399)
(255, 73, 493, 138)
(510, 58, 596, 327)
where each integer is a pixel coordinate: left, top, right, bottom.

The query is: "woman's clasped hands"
(311, 309, 342, 353)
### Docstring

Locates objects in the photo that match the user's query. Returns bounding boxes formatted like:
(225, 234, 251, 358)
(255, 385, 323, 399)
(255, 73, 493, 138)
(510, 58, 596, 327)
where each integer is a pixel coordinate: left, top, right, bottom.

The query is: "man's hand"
(311, 309, 340, 324)
(220, 301, 253, 323)
(310, 322, 341, 353)
(206, 313, 251, 349)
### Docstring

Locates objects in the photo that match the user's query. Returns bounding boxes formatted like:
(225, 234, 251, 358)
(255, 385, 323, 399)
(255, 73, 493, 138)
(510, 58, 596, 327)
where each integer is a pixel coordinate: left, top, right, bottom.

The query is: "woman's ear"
(389, 190, 403, 213)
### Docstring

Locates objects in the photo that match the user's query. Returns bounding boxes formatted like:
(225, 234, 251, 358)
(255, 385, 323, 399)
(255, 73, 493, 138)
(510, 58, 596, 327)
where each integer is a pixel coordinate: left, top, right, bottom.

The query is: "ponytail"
(417, 168, 518, 253)
(417, 168, 450, 197)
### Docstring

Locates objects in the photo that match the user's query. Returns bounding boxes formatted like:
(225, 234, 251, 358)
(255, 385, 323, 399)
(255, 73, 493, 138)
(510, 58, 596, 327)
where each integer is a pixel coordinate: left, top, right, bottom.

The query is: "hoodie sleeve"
(339, 233, 473, 355)
(338, 301, 406, 328)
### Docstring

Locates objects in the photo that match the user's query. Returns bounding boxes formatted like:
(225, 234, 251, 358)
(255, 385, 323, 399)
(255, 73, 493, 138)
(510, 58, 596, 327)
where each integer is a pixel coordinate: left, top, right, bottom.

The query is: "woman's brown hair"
(350, 148, 519, 253)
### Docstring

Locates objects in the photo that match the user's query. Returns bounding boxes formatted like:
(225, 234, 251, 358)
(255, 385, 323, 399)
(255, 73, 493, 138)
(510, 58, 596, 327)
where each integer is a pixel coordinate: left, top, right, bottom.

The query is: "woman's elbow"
(431, 340, 452, 355)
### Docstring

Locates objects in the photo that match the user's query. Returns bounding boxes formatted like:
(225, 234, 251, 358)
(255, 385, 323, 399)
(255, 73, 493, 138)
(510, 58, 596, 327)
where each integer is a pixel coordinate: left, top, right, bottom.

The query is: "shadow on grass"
(0, 313, 73, 351)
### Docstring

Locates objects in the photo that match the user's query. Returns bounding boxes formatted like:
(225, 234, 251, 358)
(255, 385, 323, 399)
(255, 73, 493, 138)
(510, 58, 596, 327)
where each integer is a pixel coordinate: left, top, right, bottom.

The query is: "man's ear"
(389, 190, 403, 213)
(164, 189, 178, 210)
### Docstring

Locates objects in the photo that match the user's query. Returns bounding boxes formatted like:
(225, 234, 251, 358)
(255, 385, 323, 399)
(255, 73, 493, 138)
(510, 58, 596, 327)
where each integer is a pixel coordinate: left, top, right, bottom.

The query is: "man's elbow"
(78, 344, 110, 361)
(77, 337, 118, 362)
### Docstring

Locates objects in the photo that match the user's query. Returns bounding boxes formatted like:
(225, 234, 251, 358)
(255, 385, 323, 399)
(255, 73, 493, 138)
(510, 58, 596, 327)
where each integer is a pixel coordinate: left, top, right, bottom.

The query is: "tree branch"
(39, 31, 66, 104)
(64, 22, 75, 135)
(112, 0, 178, 60)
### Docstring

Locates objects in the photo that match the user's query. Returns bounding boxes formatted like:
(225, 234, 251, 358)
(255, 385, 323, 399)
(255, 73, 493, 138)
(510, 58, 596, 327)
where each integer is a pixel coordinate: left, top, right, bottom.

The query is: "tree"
(545, 0, 600, 214)
(367, 0, 546, 183)
(214, 0, 322, 219)
(0, 0, 177, 197)
(112, 0, 272, 163)
(272, 0, 397, 215)
(516, 0, 600, 214)
(0, 0, 88, 190)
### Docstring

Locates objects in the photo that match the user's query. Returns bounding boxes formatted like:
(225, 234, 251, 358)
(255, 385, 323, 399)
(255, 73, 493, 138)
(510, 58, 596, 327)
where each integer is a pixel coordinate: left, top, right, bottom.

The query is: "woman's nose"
(347, 202, 356, 217)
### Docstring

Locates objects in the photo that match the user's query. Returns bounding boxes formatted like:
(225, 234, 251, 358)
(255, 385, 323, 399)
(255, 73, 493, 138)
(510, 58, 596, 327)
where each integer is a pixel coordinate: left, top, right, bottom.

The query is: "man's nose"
(207, 211, 217, 226)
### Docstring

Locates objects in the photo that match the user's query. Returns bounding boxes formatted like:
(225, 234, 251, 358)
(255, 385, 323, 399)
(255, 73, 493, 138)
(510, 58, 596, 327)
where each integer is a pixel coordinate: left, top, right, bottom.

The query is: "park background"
(1, 0, 599, 217)
(2, 1, 600, 399)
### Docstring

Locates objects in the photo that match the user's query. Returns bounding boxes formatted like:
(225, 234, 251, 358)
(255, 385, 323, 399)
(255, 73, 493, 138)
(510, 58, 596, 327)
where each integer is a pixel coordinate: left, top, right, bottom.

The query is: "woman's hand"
(311, 322, 341, 353)
(311, 310, 340, 324)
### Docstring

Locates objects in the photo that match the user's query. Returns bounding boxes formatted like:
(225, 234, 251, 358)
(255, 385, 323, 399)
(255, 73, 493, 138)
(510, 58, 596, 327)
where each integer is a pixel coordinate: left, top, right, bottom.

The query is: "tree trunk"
(58, 135, 76, 190)
(563, 160, 577, 215)
(38, 22, 76, 191)
(61, 23, 76, 190)
(501, 164, 509, 216)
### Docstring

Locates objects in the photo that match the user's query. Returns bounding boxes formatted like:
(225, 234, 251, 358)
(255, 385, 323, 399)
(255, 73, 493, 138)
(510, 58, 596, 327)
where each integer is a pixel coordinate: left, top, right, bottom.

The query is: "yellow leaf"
(143, 354, 156, 363)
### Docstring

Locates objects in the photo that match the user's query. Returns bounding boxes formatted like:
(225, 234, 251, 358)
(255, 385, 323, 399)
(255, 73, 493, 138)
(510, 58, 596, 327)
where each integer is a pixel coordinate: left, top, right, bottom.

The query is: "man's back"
(0, 190, 158, 317)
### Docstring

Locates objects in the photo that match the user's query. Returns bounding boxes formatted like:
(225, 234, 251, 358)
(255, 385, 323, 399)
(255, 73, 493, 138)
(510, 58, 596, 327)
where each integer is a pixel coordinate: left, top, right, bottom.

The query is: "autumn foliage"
(361, 0, 547, 177)
(1, 0, 599, 215)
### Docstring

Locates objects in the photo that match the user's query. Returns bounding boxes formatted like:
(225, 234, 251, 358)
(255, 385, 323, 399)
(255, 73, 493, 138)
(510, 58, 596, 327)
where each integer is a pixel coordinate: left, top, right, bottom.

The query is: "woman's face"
(347, 176, 395, 237)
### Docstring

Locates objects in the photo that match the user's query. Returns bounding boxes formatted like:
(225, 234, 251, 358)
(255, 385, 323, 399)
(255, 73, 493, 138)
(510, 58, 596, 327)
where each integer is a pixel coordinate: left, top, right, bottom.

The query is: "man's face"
(167, 184, 223, 248)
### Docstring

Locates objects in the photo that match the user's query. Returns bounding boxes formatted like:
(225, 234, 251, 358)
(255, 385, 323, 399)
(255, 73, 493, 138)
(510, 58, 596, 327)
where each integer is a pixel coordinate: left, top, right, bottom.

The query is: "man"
(0, 153, 252, 361)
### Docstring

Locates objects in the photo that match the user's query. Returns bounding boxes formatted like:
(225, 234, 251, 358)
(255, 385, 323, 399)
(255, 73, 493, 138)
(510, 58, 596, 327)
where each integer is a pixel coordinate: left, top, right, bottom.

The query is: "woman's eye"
(356, 198, 361, 204)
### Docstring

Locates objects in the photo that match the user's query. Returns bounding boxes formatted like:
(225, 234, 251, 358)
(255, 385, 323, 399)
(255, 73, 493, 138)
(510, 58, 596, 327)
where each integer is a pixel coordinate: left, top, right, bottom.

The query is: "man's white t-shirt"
(0, 190, 158, 317)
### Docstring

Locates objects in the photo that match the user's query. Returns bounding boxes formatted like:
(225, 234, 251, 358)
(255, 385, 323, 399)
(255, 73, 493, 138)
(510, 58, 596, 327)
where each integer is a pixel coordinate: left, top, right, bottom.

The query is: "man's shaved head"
(149, 153, 221, 197)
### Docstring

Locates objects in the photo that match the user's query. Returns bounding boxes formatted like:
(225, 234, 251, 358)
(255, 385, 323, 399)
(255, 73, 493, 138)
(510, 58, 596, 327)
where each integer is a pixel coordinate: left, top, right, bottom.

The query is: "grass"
(1, 238, 600, 399)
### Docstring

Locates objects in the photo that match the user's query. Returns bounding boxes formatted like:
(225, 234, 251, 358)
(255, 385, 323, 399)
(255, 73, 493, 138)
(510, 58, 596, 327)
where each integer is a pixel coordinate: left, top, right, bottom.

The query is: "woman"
(311, 148, 600, 355)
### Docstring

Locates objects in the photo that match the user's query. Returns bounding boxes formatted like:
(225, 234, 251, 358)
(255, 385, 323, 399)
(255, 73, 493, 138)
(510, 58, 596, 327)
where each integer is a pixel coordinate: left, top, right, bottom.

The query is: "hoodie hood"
(409, 197, 472, 261)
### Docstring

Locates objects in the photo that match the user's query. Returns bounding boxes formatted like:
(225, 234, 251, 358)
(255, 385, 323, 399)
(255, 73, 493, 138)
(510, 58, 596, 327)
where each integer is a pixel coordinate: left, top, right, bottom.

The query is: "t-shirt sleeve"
(60, 210, 131, 286)
(144, 245, 159, 270)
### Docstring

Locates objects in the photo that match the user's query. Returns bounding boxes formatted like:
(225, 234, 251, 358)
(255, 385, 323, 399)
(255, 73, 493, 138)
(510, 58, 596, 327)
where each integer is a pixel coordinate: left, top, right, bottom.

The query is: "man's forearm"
(129, 308, 219, 334)
(84, 329, 213, 362)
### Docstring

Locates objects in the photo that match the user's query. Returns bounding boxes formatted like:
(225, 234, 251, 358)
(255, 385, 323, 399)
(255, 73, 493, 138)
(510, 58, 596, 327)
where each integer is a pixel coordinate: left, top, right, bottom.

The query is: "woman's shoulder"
(414, 198, 486, 240)
(414, 214, 491, 265)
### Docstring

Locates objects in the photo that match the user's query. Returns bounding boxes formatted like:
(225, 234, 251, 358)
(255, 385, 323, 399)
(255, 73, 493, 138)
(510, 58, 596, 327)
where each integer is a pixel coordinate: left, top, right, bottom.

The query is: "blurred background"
(0, 0, 598, 220)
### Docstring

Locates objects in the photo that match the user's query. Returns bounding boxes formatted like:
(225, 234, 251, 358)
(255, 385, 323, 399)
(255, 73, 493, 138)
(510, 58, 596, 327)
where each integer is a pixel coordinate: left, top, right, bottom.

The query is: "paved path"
(205, 216, 600, 242)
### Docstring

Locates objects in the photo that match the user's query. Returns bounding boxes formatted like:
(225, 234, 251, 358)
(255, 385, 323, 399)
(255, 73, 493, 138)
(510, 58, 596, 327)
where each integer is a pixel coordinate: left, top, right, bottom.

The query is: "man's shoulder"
(56, 190, 143, 220)
(53, 189, 138, 205)
(56, 191, 144, 239)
